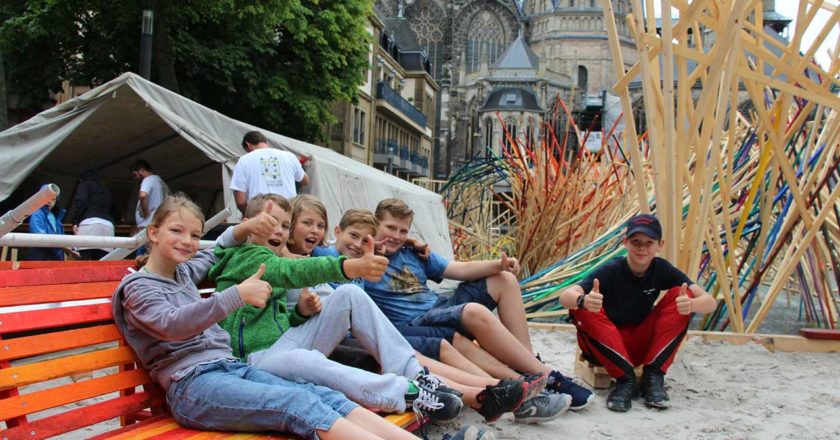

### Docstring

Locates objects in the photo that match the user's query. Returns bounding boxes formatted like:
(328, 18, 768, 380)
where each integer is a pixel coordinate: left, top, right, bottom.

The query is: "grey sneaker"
(442, 425, 495, 440)
(513, 393, 572, 424)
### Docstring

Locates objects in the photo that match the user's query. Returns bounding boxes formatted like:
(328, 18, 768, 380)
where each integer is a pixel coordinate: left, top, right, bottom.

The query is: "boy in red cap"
(559, 214, 716, 412)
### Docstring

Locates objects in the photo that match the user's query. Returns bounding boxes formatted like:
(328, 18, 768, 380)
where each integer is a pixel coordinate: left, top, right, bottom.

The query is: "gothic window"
(484, 118, 494, 154)
(578, 65, 588, 90)
(465, 11, 505, 74)
(503, 117, 517, 150)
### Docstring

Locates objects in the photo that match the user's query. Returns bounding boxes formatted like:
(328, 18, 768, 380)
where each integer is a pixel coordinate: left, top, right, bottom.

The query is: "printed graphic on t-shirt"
(643, 288, 657, 296)
(388, 267, 426, 294)
(260, 157, 284, 185)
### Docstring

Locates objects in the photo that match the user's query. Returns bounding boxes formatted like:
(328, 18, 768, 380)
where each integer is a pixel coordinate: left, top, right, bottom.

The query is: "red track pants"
(570, 286, 692, 378)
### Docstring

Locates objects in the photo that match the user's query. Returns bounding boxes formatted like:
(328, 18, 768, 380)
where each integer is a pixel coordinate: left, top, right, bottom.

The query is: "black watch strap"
(576, 293, 586, 309)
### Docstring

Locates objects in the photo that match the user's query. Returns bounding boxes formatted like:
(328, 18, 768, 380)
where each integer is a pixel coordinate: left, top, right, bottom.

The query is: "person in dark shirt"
(559, 214, 716, 412)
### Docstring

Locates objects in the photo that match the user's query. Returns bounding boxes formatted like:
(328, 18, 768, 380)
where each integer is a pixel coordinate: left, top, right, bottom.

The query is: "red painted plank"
(0, 303, 113, 334)
(0, 281, 118, 306)
(1, 391, 164, 440)
(799, 328, 840, 340)
(0, 265, 132, 287)
(0, 261, 133, 271)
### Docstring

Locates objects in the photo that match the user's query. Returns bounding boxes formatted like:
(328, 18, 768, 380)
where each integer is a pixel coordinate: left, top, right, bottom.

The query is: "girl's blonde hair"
(135, 193, 205, 266)
(288, 194, 328, 249)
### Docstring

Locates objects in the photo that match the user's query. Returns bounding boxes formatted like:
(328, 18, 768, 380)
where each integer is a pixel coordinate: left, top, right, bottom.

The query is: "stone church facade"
(374, 0, 638, 178)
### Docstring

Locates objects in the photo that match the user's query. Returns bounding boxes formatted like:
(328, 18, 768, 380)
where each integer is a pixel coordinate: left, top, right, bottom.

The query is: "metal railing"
(376, 81, 427, 127)
(0, 184, 60, 238)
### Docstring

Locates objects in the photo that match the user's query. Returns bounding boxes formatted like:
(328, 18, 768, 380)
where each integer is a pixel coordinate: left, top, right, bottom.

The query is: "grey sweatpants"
(249, 285, 423, 412)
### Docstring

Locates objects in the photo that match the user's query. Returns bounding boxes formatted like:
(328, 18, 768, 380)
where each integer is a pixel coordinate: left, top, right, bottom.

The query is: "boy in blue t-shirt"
(363, 198, 594, 411)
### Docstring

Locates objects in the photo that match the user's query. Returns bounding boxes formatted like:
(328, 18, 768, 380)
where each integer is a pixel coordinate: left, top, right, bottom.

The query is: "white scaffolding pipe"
(0, 233, 218, 249)
(0, 184, 60, 238)
(99, 208, 232, 260)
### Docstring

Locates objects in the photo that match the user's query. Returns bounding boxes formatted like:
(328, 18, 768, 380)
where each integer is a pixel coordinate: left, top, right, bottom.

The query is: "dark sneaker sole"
(644, 399, 670, 409)
(518, 372, 549, 408)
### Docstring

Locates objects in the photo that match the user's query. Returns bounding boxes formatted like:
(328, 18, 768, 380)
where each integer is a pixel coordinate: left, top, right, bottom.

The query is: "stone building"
(374, 0, 638, 177)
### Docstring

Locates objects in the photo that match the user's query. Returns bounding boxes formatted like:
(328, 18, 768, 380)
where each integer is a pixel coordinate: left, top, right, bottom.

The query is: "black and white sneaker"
(415, 367, 464, 398)
(407, 386, 463, 422)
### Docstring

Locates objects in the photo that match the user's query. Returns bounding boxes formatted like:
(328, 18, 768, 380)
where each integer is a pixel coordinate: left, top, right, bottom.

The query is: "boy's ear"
(334, 225, 342, 236)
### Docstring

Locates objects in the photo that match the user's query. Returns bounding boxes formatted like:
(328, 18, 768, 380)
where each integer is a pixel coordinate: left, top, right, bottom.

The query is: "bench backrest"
(0, 261, 167, 440)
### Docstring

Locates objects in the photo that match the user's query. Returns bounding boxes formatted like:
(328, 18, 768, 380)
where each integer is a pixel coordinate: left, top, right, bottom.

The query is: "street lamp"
(139, 10, 154, 79)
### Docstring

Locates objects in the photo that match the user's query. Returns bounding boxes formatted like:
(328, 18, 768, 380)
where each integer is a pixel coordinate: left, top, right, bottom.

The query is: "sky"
(653, 1, 838, 71)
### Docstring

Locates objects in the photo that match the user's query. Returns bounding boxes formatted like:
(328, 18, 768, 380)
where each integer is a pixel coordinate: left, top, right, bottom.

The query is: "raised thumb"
(250, 263, 266, 280)
(264, 200, 274, 214)
(593, 278, 600, 292)
(679, 282, 688, 296)
(363, 235, 375, 255)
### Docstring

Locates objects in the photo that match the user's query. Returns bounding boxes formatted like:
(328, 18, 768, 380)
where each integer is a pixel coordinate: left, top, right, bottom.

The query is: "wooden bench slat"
(0, 368, 150, 420)
(0, 266, 132, 288)
(1, 391, 163, 440)
(0, 281, 119, 306)
(0, 303, 113, 333)
(0, 346, 137, 390)
(0, 325, 122, 362)
(0, 261, 133, 271)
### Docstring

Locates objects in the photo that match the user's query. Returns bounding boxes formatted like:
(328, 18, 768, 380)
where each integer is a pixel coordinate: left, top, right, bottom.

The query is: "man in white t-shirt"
(230, 131, 309, 213)
(130, 159, 167, 229)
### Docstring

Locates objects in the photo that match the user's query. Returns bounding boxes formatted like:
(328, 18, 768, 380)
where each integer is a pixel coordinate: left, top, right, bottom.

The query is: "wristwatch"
(576, 293, 587, 310)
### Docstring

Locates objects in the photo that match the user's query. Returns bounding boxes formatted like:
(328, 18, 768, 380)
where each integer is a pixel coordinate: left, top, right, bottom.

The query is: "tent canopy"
(0, 72, 453, 258)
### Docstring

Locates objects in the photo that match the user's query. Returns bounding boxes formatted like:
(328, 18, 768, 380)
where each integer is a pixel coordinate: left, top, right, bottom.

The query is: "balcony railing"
(376, 81, 427, 128)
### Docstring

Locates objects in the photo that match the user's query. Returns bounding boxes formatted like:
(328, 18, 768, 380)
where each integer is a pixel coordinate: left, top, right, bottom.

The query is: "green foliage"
(0, 0, 372, 143)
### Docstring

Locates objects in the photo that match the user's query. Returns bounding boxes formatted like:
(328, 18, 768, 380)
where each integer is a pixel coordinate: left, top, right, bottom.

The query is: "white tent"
(0, 72, 453, 257)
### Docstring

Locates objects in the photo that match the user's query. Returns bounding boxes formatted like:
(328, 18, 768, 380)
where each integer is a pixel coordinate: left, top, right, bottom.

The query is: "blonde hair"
(289, 195, 328, 248)
(135, 193, 204, 266)
(245, 193, 291, 218)
(375, 198, 414, 222)
(339, 208, 378, 236)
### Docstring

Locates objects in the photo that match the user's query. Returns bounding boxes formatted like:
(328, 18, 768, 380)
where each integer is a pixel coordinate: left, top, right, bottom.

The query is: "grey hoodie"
(112, 227, 245, 391)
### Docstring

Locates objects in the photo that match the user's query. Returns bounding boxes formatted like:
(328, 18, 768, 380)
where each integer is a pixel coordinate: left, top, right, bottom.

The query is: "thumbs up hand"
(585, 278, 604, 312)
(296, 288, 322, 317)
(343, 235, 389, 282)
(238, 263, 271, 308)
(245, 200, 279, 239)
(499, 252, 521, 276)
(676, 283, 692, 315)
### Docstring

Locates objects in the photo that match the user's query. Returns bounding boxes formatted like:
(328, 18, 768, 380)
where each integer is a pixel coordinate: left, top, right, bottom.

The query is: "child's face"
(375, 213, 411, 256)
(335, 224, 376, 259)
(624, 233, 663, 269)
(250, 204, 292, 256)
(290, 207, 326, 255)
(148, 209, 202, 264)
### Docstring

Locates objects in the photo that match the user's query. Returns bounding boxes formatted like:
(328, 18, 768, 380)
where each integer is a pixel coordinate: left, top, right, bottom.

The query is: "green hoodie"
(209, 243, 348, 360)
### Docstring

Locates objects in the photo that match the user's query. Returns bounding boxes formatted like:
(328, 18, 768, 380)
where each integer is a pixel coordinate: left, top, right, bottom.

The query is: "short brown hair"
(241, 131, 267, 152)
(339, 208, 378, 236)
(245, 193, 291, 218)
(290, 195, 328, 247)
(375, 198, 414, 222)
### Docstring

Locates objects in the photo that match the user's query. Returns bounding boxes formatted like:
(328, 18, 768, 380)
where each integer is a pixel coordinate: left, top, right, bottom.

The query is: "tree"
(0, 0, 372, 143)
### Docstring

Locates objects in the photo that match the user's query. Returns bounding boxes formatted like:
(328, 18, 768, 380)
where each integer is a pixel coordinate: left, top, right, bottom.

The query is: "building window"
(504, 118, 517, 150)
(578, 65, 588, 91)
(465, 11, 505, 74)
(484, 118, 494, 154)
(353, 108, 366, 145)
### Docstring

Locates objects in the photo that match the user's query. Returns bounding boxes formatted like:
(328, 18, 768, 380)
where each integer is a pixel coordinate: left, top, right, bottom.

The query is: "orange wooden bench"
(0, 260, 420, 439)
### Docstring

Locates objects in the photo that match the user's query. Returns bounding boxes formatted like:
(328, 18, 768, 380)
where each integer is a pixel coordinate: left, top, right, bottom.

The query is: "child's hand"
(343, 235, 389, 281)
(238, 263, 271, 308)
(246, 200, 280, 239)
(297, 288, 322, 317)
(676, 283, 692, 315)
(406, 238, 430, 261)
(373, 238, 387, 255)
(585, 278, 603, 312)
(499, 252, 520, 276)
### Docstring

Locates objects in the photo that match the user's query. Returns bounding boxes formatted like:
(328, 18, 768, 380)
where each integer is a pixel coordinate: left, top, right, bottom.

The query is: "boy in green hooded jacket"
(208, 194, 463, 420)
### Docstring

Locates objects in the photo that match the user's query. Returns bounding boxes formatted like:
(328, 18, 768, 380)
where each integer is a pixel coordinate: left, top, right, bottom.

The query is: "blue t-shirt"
(312, 246, 365, 289)
(363, 248, 450, 324)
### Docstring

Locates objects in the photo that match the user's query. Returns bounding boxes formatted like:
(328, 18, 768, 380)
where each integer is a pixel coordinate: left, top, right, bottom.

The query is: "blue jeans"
(405, 279, 497, 342)
(166, 360, 358, 439)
